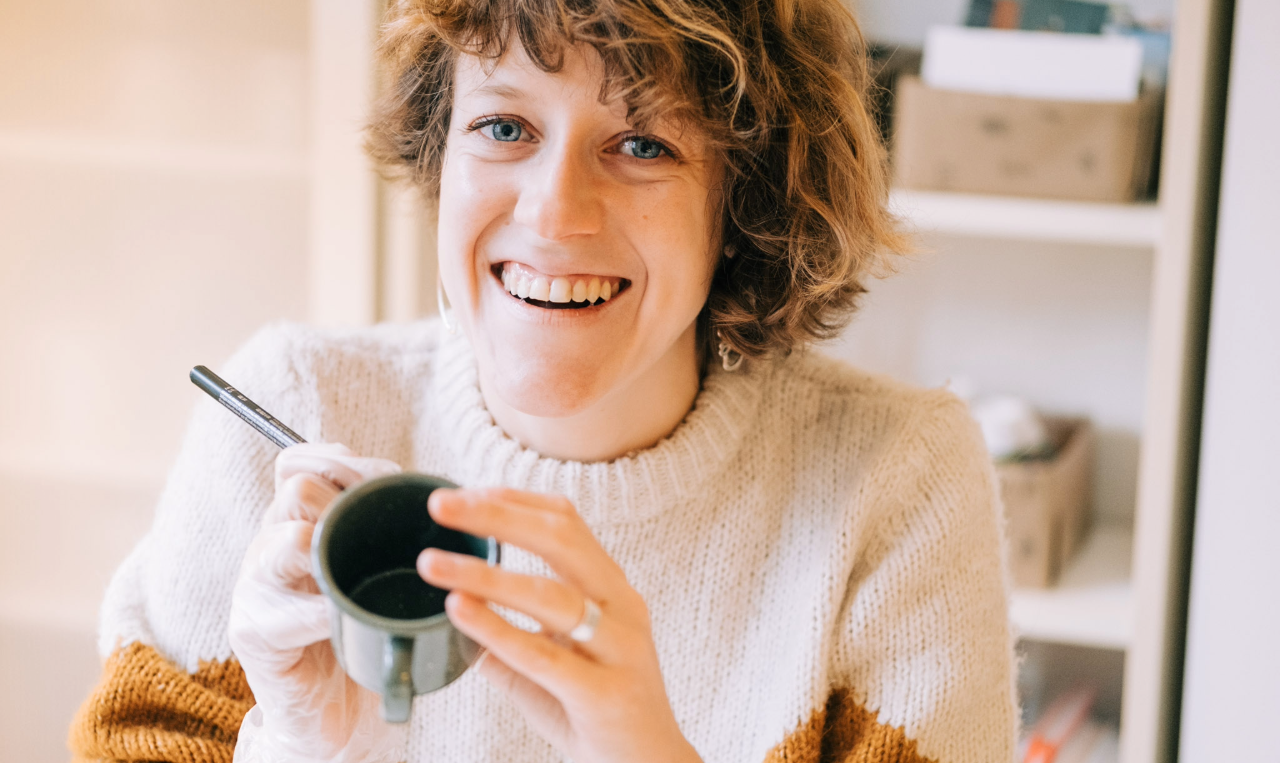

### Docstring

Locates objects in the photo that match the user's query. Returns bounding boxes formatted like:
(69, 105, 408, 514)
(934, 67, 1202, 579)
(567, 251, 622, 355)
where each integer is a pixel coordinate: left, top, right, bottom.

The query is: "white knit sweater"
(82, 319, 1016, 763)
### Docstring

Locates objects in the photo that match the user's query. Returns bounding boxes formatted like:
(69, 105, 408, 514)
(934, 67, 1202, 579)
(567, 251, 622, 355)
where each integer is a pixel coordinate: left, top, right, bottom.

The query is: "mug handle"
(381, 635, 414, 723)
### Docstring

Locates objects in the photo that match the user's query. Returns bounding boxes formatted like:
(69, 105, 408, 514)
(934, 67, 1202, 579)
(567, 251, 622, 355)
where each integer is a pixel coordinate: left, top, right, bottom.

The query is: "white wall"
(852, 0, 969, 45)
(1177, 0, 1280, 758)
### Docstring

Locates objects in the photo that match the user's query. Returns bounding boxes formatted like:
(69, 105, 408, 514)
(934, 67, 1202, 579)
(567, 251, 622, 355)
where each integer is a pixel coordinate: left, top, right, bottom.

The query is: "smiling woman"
(68, 0, 1015, 761)
(433, 41, 728, 460)
(369, 0, 905, 359)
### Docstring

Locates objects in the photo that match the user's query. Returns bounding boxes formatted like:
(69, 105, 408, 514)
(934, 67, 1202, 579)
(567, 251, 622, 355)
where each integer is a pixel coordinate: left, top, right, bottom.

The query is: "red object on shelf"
(1024, 737, 1058, 763)
(992, 0, 1023, 28)
(1022, 686, 1097, 763)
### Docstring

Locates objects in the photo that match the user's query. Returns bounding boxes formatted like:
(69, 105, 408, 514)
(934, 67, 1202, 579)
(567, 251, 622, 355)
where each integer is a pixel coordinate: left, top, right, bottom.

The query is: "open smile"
(493, 262, 630, 310)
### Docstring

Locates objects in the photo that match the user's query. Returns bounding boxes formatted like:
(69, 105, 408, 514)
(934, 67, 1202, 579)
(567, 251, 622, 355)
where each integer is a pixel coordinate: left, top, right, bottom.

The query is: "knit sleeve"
(784, 393, 1017, 763)
(69, 323, 318, 763)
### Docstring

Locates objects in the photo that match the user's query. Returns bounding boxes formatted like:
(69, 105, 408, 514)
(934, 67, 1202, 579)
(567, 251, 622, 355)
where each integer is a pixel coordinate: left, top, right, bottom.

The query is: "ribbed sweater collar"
(427, 330, 768, 526)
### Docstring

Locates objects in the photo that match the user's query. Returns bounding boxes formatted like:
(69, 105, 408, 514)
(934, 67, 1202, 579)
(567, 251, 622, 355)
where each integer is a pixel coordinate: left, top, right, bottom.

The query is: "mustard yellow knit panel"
(69, 641, 254, 763)
(765, 688, 936, 763)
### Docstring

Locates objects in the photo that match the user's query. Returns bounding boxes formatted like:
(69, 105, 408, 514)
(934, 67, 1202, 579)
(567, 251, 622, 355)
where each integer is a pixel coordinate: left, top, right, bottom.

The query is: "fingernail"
(427, 490, 453, 515)
(419, 548, 452, 575)
(445, 591, 463, 613)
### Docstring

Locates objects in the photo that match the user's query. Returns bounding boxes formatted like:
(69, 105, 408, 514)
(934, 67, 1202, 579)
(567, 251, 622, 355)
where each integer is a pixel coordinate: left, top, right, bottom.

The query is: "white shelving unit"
(877, 0, 1227, 752)
(890, 189, 1162, 248)
(891, 189, 1146, 659)
(873, 4, 1229, 758)
(1010, 525, 1134, 651)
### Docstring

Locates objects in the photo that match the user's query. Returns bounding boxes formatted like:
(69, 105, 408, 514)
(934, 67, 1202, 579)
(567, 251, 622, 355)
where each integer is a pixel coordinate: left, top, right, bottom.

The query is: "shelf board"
(890, 189, 1162, 247)
(1011, 523, 1134, 651)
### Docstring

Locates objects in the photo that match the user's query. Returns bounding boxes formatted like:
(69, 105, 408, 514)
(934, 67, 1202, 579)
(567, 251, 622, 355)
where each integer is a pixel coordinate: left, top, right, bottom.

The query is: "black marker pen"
(189, 365, 305, 449)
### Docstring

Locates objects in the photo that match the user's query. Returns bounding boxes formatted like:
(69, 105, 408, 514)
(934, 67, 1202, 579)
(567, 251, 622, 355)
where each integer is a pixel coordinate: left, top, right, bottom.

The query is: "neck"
(478, 327, 703, 462)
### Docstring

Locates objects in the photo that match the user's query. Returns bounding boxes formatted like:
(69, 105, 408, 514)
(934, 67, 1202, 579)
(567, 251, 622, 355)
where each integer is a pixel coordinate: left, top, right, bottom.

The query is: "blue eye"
(622, 136, 666, 160)
(485, 120, 523, 142)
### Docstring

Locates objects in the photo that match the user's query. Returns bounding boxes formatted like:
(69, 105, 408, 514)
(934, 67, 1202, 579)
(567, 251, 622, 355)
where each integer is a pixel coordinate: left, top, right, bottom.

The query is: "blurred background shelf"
(1011, 524, 1134, 651)
(889, 188, 1162, 247)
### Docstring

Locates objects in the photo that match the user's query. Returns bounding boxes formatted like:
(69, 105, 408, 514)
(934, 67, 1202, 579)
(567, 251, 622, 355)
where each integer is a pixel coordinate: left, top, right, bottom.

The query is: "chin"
(483, 347, 617, 419)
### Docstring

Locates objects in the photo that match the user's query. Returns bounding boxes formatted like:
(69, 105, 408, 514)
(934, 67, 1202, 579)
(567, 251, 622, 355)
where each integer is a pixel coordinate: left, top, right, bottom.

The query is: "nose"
(512, 142, 605, 241)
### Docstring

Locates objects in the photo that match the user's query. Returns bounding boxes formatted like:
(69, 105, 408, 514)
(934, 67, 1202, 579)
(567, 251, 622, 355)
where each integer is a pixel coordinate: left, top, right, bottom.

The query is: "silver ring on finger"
(568, 597, 601, 644)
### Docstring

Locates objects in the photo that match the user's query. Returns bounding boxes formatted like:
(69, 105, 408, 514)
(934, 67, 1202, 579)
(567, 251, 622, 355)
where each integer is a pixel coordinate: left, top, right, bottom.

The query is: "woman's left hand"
(417, 487, 702, 763)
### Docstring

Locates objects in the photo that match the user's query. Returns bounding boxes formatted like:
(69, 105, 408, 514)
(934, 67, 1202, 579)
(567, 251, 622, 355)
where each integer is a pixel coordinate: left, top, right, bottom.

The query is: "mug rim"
(311, 471, 495, 634)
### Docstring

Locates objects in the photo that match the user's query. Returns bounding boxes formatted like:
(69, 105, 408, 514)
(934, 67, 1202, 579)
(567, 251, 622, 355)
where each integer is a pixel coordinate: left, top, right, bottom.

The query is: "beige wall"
(0, 3, 310, 759)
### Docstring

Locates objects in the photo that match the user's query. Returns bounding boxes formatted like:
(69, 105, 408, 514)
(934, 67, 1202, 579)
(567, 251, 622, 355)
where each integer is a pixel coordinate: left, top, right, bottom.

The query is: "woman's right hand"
(228, 442, 405, 763)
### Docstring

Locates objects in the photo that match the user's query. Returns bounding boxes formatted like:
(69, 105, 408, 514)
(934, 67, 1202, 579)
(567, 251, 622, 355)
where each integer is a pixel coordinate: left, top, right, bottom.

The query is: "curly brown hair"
(367, 0, 906, 360)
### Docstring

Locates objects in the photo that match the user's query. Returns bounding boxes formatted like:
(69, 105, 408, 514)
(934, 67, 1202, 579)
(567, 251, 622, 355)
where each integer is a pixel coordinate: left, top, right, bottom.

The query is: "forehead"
(453, 40, 618, 113)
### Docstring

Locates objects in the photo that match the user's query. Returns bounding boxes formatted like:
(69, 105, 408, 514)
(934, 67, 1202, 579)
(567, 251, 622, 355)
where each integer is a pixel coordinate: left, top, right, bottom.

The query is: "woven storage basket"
(998, 417, 1095, 588)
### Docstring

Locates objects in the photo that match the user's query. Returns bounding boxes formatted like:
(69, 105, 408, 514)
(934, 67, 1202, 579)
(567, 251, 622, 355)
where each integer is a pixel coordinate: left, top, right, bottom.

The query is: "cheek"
(630, 187, 718, 309)
(437, 154, 518, 300)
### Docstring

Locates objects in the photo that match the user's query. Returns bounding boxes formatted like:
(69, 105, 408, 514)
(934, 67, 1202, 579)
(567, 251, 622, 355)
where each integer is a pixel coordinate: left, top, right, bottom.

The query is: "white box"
(922, 25, 1144, 102)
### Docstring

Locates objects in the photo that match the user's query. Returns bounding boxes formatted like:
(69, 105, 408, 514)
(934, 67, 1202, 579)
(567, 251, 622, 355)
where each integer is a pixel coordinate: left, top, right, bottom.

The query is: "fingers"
(263, 473, 341, 525)
(427, 488, 629, 601)
(231, 521, 331, 662)
(246, 520, 321, 592)
(265, 443, 402, 526)
(419, 550, 628, 664)
(445, 591, 599, 699)
(472, 651, 570, 740)
(274, 442, 402, 492)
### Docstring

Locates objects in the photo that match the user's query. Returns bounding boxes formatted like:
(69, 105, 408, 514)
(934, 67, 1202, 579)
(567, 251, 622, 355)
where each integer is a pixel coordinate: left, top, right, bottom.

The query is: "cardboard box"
(998, 417, 1094, 588)
(892, 75, 1161, 202)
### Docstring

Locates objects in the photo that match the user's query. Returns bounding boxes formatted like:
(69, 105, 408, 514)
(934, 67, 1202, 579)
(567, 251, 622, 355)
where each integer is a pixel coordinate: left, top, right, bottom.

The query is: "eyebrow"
(470, 82, 525, 100)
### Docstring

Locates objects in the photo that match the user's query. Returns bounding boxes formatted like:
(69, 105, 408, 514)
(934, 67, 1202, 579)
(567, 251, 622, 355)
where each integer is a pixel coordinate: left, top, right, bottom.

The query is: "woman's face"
(437, 40, 721, 419)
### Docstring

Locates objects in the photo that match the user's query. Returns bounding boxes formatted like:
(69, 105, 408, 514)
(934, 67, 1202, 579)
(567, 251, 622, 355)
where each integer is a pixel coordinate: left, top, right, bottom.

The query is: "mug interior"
(321, 475, 489, 623)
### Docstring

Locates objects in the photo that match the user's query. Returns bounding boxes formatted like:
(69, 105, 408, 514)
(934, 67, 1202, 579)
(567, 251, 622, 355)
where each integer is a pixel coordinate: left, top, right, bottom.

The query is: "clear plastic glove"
(229, 442, 407, 763)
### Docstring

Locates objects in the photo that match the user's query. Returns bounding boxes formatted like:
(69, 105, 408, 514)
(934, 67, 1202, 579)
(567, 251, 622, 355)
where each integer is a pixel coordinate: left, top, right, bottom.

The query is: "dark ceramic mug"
(311, 472, 500, 722)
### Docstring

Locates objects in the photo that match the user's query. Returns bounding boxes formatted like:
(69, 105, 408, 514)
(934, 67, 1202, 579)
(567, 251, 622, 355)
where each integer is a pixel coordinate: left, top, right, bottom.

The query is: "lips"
(495, 261, 628, 309)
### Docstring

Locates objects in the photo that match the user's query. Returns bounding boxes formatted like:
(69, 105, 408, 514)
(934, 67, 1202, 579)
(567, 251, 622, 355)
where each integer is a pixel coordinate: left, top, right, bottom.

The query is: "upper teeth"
(501, 267, 620, 304)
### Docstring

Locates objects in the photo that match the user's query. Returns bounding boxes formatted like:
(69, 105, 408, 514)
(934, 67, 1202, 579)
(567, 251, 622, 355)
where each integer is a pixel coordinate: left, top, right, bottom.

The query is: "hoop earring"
(437, 280, 458, 335)
(716, 330, 743, 372)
